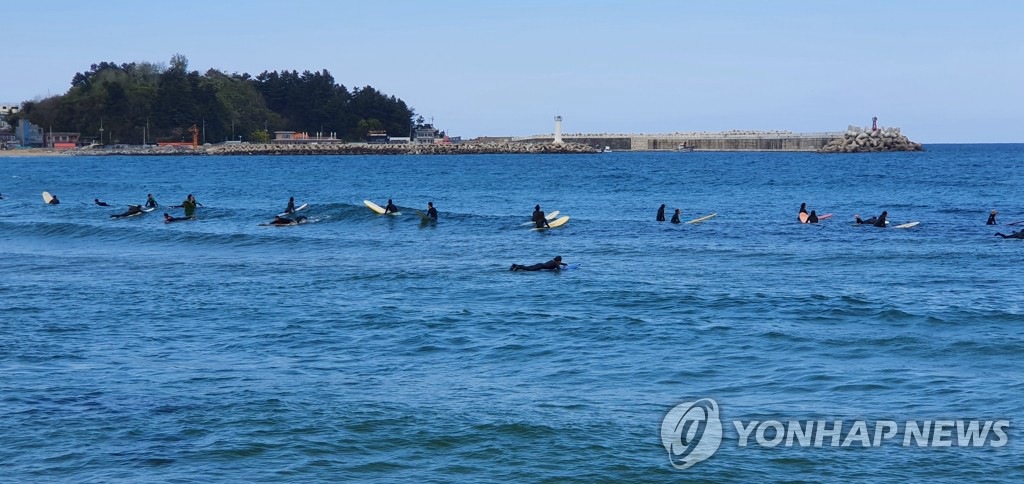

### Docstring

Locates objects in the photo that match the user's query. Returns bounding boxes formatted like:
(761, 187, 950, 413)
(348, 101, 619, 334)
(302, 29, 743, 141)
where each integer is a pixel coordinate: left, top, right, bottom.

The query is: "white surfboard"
(365, 200, 399, 215)
(532, 215, 570, 230)
(42, 191, 54, 204)
(894, 221, 920, 229)
(521, 210, 560, 226)
(278, 203, 308, 217)
(686, 213, 717, 224)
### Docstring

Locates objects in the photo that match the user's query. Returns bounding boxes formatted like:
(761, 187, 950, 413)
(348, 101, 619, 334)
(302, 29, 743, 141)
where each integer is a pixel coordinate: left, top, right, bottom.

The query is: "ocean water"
(2, 144, 1023, 481)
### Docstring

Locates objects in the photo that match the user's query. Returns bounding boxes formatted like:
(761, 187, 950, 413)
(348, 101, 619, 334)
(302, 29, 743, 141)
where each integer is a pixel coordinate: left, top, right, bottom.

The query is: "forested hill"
(15, 54, 415, 144)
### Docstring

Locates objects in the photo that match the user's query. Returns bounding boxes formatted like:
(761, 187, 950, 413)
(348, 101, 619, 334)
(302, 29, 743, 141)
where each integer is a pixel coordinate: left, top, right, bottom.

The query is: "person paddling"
(510, 255, 567, 272)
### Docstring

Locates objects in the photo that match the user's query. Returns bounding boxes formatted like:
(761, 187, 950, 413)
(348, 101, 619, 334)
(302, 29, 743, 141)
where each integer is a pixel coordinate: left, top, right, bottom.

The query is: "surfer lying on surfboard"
(111, 205, 144, 218)
(855, 211, 887, 227)
(994, 230, 1024, 239)
(510, 255, 567, 272)
(270, 215, 307, 226)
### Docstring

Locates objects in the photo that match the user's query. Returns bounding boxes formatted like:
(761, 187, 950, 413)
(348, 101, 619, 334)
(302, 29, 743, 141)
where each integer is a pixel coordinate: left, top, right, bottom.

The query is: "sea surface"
(2, 144, 1023, 482)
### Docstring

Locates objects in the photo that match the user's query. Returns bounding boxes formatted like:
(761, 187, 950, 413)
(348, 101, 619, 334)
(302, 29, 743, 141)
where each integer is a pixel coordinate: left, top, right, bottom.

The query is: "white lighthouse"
(553, 115, 563, 145)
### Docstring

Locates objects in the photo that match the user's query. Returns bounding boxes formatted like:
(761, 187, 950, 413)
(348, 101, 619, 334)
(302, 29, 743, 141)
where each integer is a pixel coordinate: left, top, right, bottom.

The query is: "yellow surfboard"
(364, 200, 386, 214)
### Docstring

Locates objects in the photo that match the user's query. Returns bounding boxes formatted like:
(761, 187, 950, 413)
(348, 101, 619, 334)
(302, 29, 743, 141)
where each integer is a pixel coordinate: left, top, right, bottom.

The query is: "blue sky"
(3, 1, 1021, 142)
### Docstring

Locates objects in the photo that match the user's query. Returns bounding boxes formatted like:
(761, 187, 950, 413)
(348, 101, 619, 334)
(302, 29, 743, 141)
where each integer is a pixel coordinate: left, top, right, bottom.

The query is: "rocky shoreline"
(818, 126, 923, 153)
(59, 142, 599, 157)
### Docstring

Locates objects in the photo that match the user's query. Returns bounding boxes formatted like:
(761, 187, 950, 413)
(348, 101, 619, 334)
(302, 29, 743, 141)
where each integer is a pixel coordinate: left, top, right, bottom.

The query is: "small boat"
(678, 143, 694, 152)
(603, 146, 612, 153)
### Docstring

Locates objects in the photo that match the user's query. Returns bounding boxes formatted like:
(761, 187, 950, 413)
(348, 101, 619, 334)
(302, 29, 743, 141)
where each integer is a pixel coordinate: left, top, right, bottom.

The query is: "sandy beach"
(0, 149, 67, 157)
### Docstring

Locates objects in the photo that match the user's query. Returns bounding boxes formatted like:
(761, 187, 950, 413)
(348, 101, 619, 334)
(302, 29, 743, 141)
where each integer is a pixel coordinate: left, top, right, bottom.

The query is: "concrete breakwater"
(817, 126, 923, 153)
(513, 131, 845, 152)
(64, 142, 598, 157)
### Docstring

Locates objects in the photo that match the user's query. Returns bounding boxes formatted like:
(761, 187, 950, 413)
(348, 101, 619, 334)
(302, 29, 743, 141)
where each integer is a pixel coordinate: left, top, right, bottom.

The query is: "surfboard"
(894, 221, 920, 229)
(364, 200, 399, 215)
(1007, 220, 1024, 226)
(686, 213, 717, 224)
(278, 203, 308, 217)
(817, 213, 833, 221)
(42, 191, 54, 204)
(521, 211, 560, 226)
(799, 212, 809, 223)
(532, 215, 570, 230)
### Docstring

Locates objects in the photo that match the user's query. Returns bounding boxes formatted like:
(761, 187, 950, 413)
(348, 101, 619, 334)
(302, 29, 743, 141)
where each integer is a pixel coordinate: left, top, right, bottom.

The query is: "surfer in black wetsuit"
(807, 210, 819, 224)
(383, 199, 398, 215)
(657, 204, 666, 222)
(532, 204, 549, 228)
(94, 198, 110, 206)
(994, 230, 1024, 239)
(873, 211, 888, 227)
(510, 255, 567, 272)
(111, 205, 144, 218)
(48, 195, 60, 205)
(285, 196, 296, 214)
(671, 208, 681, 224)
(987, 210, 998, 225)
(145, 194, 157, 208)
(851, 211, 884, 225)
(799, 203, 808, 222)
(427, 201, 438, 220)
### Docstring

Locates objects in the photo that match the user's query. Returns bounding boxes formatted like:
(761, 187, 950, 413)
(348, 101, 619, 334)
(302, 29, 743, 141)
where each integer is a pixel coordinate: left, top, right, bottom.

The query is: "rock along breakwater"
(818, 125, 923, 153)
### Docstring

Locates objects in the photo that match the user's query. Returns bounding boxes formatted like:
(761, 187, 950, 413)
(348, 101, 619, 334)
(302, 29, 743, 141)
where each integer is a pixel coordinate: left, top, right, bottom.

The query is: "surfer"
(94, 198, 110, 207)
(270, 215, 306, 226)
(873, 211, 888, 227)
(182, 195, 197, 218)
(284, 196, 296, 214)
(854, 213, 885, 225)
(799, 203, 808, 222)
(510, 255, 567, 272)
(657, 204, 666, 222)
(427, 201, 438, 220)
(145, 194, 158, 208)
(188, 194, 203, 207)
(532, 204, 550, 229)
(47, 194, 60, 205)
(111, 205, 144, 218)
(807, 210, 819, 224)
(987, 210, 998, 225)
(994, 230, 1024, 239)
(383, 199, 398, 215)
(670, 208, 681, 224)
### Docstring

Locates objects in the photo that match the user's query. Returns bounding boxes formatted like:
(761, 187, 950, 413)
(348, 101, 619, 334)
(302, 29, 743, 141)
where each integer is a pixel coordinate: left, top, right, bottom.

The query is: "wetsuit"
(873, 213, 887, 228)
(285, 199, 296, 213)
(511, 259, 566, 271)
(182, 199, 197, 218)
(532, 209, 548, 228)
(48, 197, 60, 205)
(987, 213, 997, 225)
(657, 205, 666, 222)
(808, 211, 819, 223)
(427, 206, 438, 220)
(995, 231, 1024, 239)
(855, 216, 877, 225)
(95, 199, 110, 206)
(384, 202, 398, 214)
(670, 211, 681, 224)
(145, 196, 157, 208)
(112, 205, 143, 218)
